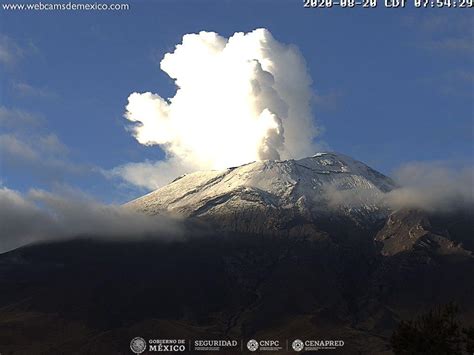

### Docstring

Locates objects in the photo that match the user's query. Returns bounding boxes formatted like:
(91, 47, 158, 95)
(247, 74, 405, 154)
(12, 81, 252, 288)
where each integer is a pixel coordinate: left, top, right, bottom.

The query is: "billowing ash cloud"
(325, 162, 474, 213)
(121, 28, 317, 189)
(0, 187, 183, 254)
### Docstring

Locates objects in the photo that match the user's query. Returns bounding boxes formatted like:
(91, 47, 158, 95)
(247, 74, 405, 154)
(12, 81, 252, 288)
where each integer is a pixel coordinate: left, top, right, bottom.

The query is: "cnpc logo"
(246, 339, 281, 351)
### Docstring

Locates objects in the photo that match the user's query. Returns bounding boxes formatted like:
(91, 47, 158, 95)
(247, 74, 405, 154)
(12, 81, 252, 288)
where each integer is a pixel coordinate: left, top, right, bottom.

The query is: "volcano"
(126, 152, 396, 235)
(0, 153, 472, 354)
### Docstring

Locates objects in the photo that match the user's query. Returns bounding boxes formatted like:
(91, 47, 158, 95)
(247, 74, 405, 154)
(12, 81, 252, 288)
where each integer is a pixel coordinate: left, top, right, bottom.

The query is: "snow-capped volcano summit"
(126, 153, 396, 234)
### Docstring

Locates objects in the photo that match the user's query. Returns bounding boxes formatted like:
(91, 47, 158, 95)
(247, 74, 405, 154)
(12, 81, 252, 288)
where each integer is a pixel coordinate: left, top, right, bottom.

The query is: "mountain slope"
(126, 153, 396, 234)
(1, 154, 473, 354)
(376, 209, 473, 257)
(0, 214, 472, 354)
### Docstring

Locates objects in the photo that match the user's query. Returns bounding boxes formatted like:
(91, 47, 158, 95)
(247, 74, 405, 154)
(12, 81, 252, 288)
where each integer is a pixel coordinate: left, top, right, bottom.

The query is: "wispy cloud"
(426, 38, 474, 53)
(0, 133, 85, 178)
(0, 106, 91, 181)
(11, 81, 57, 99)
(417, 69, 474, 98)
(106, 158, 189, 191)
(0, 34, 22, 66)
(313, 89, 343, 111)
(0, 33, 38, 68)
(404, 13, 474, 54)
(0, 106, 42, 129)
(403, 14, 473, 53)
(402, 13, 474, 97)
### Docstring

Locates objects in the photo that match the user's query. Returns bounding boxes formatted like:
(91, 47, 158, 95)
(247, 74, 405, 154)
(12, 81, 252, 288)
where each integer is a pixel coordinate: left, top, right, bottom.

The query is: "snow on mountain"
(126, 153, 396, 232)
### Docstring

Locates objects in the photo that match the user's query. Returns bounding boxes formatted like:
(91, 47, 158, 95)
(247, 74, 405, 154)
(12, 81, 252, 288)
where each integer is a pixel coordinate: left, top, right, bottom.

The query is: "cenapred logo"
(130, 337, 147, 354)
(292, 339, 304, 352)
(292, 339, 345, 351)
(247, 339, 259, 352)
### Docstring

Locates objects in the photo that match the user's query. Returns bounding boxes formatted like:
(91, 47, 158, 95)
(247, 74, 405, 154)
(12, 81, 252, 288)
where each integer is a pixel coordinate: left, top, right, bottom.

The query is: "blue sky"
(0, 1, 472, 203)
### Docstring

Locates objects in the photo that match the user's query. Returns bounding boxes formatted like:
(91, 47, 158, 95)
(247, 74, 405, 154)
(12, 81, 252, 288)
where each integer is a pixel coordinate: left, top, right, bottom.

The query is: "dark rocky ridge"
(0, 208, 472, 354)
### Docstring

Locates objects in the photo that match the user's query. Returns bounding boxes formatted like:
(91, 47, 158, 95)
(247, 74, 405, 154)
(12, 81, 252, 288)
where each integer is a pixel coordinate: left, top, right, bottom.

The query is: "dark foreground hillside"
(0, 209, 473, 354)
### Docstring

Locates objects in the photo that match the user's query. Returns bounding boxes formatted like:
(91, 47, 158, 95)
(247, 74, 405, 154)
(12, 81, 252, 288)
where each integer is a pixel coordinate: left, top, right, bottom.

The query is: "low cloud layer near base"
(3, 161, 472, 253)
(326, 162, 474, 213)
(385, 162, 474, 212)
(0, 187, 183, 254)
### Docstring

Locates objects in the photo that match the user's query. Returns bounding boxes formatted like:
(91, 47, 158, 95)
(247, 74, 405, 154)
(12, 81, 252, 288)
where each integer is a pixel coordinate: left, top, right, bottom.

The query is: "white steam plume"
(122, 28, 317, 189)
